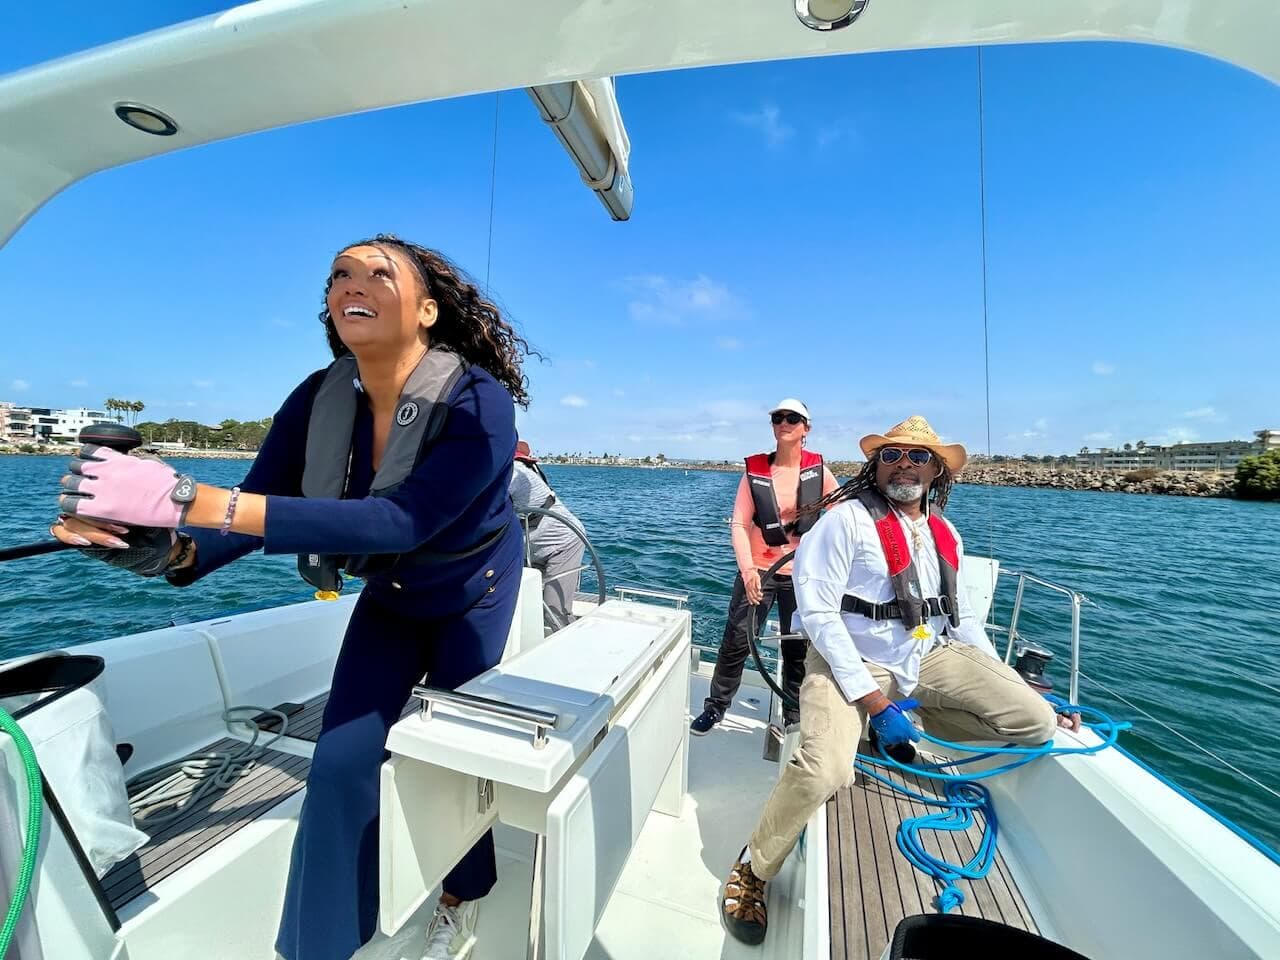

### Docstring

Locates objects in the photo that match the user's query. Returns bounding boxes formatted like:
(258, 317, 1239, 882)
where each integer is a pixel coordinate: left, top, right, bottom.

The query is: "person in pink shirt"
(691, 398, 839, 735)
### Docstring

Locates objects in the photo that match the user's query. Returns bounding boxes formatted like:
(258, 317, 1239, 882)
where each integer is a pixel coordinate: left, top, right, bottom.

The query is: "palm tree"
(131, 400, 145, 426)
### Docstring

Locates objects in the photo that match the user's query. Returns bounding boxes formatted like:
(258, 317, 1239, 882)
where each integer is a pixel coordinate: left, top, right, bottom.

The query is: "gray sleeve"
(509, 462, 534, 511)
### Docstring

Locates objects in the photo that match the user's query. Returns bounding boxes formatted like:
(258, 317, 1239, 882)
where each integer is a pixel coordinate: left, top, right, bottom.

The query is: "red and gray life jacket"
(841, 487, 961, 629)
(744, 450, 825, 547)
(297, 348, 503, 592)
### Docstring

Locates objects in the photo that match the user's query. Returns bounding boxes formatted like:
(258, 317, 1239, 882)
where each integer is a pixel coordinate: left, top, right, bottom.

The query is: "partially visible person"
(691, 398, 838, 735)
(510, 439, 587, 634)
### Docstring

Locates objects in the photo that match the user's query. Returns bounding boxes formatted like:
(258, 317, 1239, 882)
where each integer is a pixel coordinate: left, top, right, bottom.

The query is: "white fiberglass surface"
(350, 672, 780, 960)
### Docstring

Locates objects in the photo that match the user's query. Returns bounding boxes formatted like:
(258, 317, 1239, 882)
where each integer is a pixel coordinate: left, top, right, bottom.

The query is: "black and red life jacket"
(744, 450, 825, 547)
(851, 487, 960, 629)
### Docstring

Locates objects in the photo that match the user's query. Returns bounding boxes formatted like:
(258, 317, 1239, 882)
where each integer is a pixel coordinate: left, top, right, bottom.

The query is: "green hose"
(0, 704, 43, 957)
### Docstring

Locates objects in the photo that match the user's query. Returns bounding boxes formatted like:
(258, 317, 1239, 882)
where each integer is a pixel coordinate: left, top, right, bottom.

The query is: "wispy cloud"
(817, 125, 856, 149)
(1158, 426, 1199, 444)
(270, 317, 296, 328)
(626, 274, 738, 326)
(1091, 361, 1115, 376)
(583, 359, 597, 369)
(611, 388, 626, 398)
(560, 394, 588, 408)
(192, 379, 215, 389)
(617, 398, 766, 452)
(1083, 431, 1114, 444)
(1181, 405, 1225, 422)
(731, 104, 794, 148)
(1005, 417, 1049, 441)
(68, 379, 89, 388)
(715, 336, 743, 351)
(10, 379, 30, 392)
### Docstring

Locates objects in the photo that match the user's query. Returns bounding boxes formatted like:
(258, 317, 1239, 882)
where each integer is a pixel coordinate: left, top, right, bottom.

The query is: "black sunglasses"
(771, 412, 806, 425)
(878, 447, 933, 467)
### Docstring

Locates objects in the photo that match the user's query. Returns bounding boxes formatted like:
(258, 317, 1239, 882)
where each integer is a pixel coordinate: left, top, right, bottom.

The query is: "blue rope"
(854, 698, 1129, 912)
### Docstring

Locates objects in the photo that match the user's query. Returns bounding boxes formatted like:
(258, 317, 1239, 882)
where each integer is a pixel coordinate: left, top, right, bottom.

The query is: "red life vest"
(744, 450, 825, 547)
(854, 488, 961, 629)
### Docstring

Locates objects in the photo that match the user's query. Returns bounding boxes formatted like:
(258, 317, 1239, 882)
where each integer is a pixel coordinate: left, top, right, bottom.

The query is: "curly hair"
(320, 234, 535, 407)
(796, 451, 955, 521)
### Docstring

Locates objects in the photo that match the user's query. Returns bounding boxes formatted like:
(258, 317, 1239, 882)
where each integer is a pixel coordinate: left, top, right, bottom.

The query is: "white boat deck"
(343, 671, 788, 959)
(828, 754, 1037, 959)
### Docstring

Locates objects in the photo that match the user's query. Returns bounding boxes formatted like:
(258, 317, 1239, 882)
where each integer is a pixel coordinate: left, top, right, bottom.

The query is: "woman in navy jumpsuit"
(53, 235, 533, 960)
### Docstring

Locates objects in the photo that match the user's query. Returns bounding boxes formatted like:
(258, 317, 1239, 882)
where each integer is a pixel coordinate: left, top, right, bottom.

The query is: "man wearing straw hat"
(720, 415, 1069, 947)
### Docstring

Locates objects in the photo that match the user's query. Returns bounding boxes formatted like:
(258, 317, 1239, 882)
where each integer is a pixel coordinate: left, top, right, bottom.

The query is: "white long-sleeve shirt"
(793, 497, 997, 702)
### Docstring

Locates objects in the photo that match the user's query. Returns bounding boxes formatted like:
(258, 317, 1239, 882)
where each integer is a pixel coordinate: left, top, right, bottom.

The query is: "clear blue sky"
(3, 3, 1277, 460)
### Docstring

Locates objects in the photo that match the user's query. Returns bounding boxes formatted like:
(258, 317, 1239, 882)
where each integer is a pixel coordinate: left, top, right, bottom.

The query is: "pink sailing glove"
(58, 445, 198, 528)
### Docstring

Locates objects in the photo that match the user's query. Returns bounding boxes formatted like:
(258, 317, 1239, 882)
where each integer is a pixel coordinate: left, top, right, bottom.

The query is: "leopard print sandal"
(721, 847, 768, 945)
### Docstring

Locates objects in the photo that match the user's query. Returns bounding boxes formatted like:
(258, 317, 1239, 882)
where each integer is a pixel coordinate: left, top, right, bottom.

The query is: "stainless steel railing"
(993, 568, 1097, 704)
(613, 586, 689, 609)
(412, 685, 559, 749)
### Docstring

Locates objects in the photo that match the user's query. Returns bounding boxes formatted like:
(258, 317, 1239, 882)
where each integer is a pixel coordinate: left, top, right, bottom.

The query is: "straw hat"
(859, 415, 967, 473)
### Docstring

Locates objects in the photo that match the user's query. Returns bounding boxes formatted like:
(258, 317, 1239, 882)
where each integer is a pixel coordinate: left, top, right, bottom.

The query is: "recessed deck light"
(113, 102, 179, 136)
(795, 0, 869, 31)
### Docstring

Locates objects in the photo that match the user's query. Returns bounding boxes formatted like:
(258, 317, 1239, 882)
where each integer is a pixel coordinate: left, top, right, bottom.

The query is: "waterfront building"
(1075, 429, 1279, 473)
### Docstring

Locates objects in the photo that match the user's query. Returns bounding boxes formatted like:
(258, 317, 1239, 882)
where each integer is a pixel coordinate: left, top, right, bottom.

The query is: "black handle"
(79, 423, 143, 454)
(0, 424, 147, 563)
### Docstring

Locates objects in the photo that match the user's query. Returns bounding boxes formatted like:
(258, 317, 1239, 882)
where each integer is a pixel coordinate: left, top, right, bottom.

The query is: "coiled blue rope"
(853, 697, 1130, 912)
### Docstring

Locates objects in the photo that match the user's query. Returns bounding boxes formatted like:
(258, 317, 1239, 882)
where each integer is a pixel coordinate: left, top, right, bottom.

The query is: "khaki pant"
(747, 642, 1057, 880)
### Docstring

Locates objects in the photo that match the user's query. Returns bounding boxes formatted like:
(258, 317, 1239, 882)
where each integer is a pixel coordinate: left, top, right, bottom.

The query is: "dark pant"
(275, 570, 520, 960)
(705, 572, 807, 719)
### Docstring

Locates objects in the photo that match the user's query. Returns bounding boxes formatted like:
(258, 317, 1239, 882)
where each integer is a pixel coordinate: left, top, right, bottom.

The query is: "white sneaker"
(422, 900, 478, 960)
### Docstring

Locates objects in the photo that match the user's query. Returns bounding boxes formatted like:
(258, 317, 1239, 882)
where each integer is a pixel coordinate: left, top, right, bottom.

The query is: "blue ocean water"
(2, 456, 1278, 848)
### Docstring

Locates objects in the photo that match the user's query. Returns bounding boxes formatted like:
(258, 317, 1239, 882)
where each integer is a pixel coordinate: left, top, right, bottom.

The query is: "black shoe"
(721, 847, 767, 946)
(782, 709, 800, 728)
(886, 741, 918, 764)
(868, 725, 918, 764)
(690, 707, 723, 736)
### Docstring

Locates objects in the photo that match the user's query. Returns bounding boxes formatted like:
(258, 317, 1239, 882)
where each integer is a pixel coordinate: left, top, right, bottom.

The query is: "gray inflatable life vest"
(297, 348, 467, 591)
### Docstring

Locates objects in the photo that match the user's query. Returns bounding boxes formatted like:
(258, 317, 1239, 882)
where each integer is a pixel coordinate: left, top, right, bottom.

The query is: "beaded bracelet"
(220, 486, 241, 537)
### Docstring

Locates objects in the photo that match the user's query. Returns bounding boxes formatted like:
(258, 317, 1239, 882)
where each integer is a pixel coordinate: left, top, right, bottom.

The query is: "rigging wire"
(484, 91, 501, 293)
(976, 46, 996, 570)
(1079, 668, 1280, 802)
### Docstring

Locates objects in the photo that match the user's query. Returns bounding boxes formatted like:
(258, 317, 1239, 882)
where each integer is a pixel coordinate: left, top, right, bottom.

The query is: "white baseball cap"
(769, 398, 811, 421)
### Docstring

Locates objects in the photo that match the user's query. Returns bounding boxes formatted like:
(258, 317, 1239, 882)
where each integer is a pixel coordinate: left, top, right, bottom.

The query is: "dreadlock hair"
(319, 234, 537, 407)
(797, 452, 955, 518)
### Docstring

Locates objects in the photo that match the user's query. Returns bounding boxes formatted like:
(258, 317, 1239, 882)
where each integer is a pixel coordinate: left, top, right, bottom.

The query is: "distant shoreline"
(0, 449, 1239, 498)
(544, 460, 1238, 498)
(0, 446, 258, 461)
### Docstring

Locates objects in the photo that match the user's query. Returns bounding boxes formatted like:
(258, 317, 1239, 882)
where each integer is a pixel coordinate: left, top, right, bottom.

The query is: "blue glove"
(868, 698, 921, 746)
